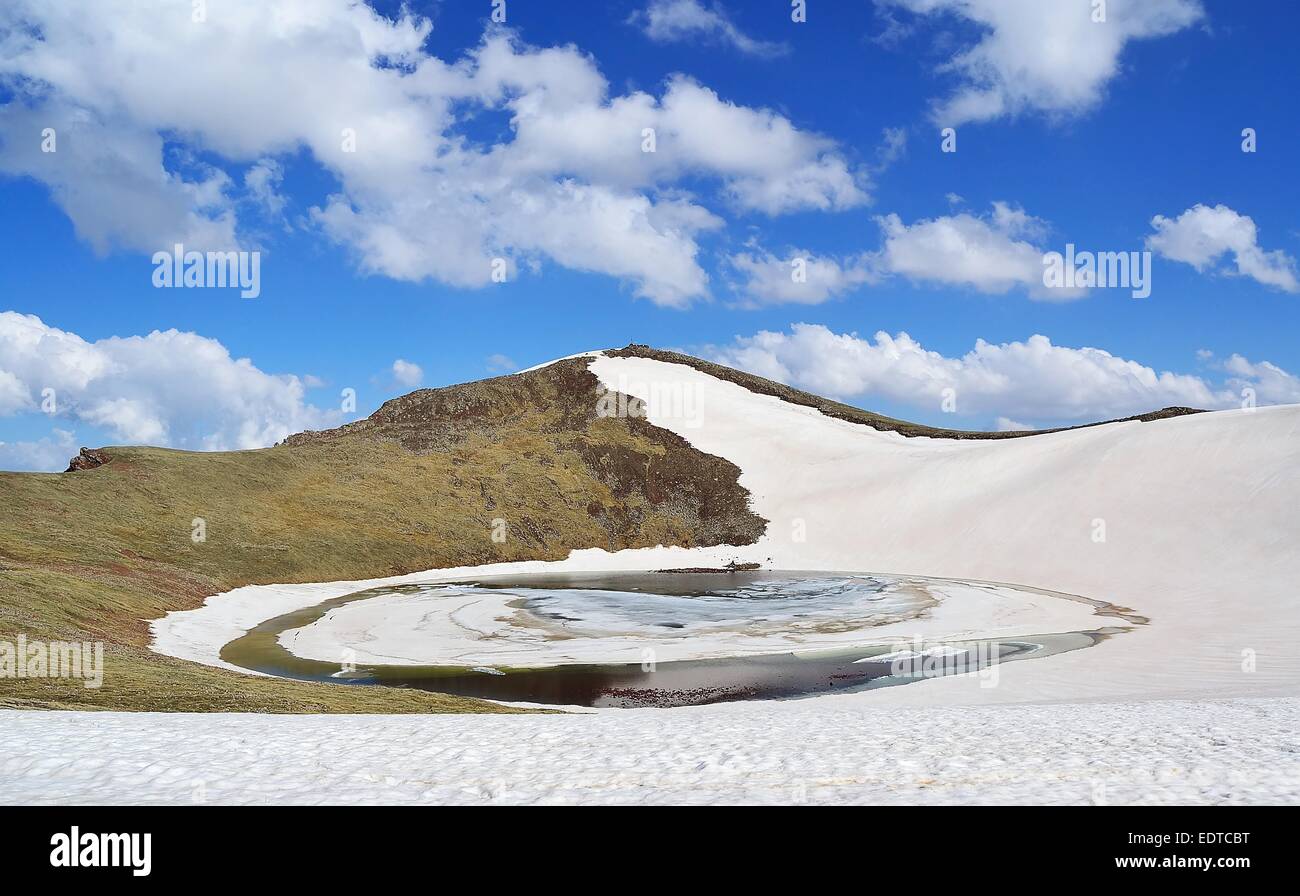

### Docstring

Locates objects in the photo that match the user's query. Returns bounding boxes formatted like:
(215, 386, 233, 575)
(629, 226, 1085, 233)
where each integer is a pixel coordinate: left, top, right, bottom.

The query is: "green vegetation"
(0, 359, 764, 713)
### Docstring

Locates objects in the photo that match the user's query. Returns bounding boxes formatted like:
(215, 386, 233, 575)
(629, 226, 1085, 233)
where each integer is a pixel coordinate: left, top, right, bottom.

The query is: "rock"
(65, 447, 110, 472)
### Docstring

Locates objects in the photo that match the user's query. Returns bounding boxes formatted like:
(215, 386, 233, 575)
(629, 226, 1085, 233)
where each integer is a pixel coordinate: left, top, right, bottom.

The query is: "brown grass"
(0, 359, 764, 712)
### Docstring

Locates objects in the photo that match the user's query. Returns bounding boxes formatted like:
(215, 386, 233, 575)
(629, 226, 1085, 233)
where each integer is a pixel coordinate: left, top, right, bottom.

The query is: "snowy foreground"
(3, 698, 1298, 805)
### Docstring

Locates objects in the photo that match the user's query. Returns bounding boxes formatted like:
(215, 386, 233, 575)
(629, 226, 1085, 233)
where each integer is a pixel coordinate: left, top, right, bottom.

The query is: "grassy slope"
(0, 359, 763, 712)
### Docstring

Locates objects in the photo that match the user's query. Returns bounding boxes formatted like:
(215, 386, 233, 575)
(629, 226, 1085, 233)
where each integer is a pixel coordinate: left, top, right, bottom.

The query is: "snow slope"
(3, 698, 1297, 805)
(154, 352, 1300, 706)
(585, 355, 1300, 705)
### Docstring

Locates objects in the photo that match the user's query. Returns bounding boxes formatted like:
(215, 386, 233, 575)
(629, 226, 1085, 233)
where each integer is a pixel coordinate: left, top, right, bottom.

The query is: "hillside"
(0, 347, 1221, 713)
(0, 356, 763, 712)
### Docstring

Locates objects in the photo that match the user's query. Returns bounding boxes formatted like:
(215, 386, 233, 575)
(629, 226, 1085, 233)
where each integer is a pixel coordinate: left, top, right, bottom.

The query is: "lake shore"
(151, 354, 1300, 708)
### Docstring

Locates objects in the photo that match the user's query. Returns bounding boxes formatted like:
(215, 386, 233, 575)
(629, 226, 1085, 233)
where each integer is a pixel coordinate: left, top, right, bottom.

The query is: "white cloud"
(1147, 204, 1299, 292)
(632, 0, 789, 58)
(1221, 355, 1300, 405)
(0, 427, 77, 472)
(884, 0, 1204, 125)
(0, 311, 337, 452)
(486, 354, 518, 373)
(875, 127, 909, 172)
(727, 248, 877, 306)
(705, 323, 1293, 425)
(0, 368, 32, 416)
(491, 73, 866, 217)
(391, 359, 424, 388)
(995, 417, 1034, 432)
(873, 202, 1084, 300)
(0, 1, 865, 306)
(727, 202, 1094, 306)
(244, 158, 287, 218)
(0, 101, 239, 256)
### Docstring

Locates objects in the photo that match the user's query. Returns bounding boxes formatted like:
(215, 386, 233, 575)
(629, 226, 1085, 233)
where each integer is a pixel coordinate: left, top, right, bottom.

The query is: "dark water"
(220, 571, 1116, 708)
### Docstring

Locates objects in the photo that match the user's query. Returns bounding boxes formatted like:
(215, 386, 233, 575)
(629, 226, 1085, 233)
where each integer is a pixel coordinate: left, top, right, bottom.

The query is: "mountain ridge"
(5, 345, 1209, 714)
(605, 344, 1206, 439)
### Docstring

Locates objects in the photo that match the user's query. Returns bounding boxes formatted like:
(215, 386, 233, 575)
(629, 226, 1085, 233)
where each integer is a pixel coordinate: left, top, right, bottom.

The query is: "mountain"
(0, 354, 768, 712)
(2, 345, 1290, 713)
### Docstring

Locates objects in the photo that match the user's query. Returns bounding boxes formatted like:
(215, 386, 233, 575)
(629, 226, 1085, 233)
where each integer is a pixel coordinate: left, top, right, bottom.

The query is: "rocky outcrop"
(65, 447, 110, 472)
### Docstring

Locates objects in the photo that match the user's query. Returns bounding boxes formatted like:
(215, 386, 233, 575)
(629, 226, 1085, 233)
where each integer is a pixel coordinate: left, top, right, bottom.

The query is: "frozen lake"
(221, 571, 1114, 707)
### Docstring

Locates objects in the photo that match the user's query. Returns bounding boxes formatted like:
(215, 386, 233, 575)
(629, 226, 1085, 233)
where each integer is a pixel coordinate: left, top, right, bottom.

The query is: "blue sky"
(2, 0, 1298, 469)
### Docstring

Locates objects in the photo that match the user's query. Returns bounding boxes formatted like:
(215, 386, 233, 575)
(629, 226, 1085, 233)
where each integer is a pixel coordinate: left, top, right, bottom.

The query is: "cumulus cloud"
(632, 0, 789, 57)
(726, 202, 1090, 306)
(727, 248, 877, 306)
(0, 1, 865, 306)
(883, 0, 1204, 125)
(872, 202, 1083, 300)
(0, 101, 239, 256)
(1220, 354, 1300, 405)
(0, 427, 77, 473)
(1147, 204, 1299, 292)
(491, 73, 866, 217)
(0, 311, 337, 454)
(705, 323, 1293, 425)
(391, 359, 424, 388)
